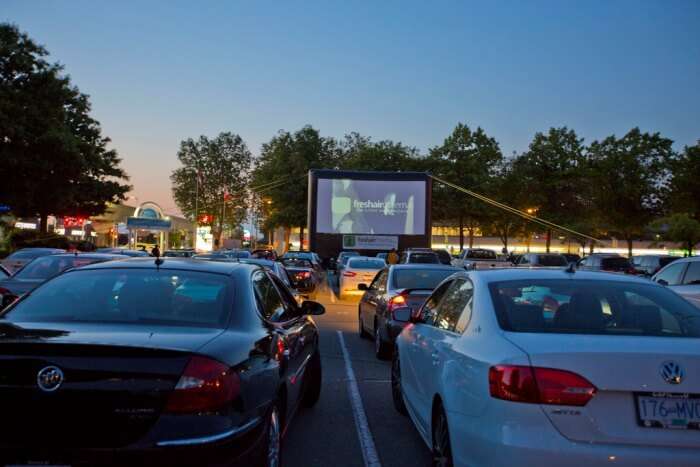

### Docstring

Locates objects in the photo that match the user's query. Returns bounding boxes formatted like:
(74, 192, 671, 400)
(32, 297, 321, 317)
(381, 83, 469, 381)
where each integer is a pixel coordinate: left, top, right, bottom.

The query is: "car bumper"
(447, 404, 700, 467)
(0, 418, 265, 467)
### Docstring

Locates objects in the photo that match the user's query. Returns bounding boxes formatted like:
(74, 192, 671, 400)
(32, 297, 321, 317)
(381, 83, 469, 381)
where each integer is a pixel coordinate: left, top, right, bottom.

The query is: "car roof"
(74, 257, 262, 274)
(238, 258, 275, 267)
(43, 253, 126, 260)
(467, 267, 654, 284)
(666, 255, 700, 264)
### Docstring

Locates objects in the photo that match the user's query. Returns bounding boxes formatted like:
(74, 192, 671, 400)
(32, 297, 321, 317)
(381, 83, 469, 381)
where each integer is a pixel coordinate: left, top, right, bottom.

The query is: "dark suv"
(577, 254, 633, 273)
(630, 255, 680, 277)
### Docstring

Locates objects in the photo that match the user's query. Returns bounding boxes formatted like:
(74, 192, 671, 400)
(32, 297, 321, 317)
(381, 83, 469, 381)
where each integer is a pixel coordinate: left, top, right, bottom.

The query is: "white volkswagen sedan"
(391, 268, 700, 467)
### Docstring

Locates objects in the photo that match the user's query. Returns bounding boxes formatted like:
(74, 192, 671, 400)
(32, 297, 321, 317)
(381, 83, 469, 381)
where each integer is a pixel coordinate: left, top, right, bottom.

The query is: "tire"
(358, 310, 369, 339)
(391, 348, 408, 415)
(374, 323, 391, 360)
(256, 403, 282, 467)
(432, 405, 454, 467)
(302, 350, 322, 407)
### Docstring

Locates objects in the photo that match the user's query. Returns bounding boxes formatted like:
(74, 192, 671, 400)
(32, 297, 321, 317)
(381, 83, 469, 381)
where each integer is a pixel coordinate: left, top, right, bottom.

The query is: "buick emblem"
(37, 366, 64, 392)
(660, 361, 684, 385)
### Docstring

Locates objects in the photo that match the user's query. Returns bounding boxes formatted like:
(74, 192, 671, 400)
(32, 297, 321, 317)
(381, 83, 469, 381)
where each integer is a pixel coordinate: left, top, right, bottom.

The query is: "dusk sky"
(4, 0, 699, 215)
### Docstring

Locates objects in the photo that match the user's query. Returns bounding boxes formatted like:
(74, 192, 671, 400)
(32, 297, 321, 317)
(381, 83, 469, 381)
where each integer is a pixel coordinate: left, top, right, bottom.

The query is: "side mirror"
(392, 306, 412, 323)
(657, 279, 669, 286)
(301, 300, 325, 316)
(358, 283, 368, 291)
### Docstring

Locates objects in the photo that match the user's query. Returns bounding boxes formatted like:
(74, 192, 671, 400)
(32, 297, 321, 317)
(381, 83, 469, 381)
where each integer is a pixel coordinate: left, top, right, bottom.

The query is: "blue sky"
(4, 0, 699, 214)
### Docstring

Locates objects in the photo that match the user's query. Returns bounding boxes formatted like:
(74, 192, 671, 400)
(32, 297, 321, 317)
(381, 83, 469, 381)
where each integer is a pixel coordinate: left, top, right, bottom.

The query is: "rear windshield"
(281, 258, 313, 268)
(226, 251, 251, 258)
(9, 250, 56, 260)
(489, 279, 700, 337)
(600, 257, 630, 270)
(392, 269, 458, 290)
(408, 253, 439, 264)
(537, 255, 568, 267)
(466, 250, 496, 259)
(348, 259, 385, 269)
(14, 256, 107, 280)
(4, 269, 230, 328)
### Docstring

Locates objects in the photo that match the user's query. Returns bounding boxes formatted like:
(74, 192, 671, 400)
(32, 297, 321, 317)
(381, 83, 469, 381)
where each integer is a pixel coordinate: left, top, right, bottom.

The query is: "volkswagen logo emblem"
(660, 361, 684, 385)
(37, 366, 64, 392)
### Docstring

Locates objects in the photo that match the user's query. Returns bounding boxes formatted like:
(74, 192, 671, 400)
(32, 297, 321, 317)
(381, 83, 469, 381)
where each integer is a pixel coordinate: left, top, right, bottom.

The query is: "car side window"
(519, 255, 529, 265)
(434, 279, 473, 333)
(655, 262, 687, 286)
(369, 270, 388, 293)
(682, 262, 700, 285)
(252, 271, 287, 322)
(421, 279, 454, 325)
(269, 274, 300, 321)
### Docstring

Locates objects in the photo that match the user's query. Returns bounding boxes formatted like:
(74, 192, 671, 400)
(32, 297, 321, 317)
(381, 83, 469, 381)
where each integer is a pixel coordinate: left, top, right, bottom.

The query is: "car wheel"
(432, 405, 453, 467)
(358, 311, 369, 339)
(374, 324, 391, 360)
(257, 403, 282, 467)
(302, 350, 322, 407)
(391, 348, 408, 415)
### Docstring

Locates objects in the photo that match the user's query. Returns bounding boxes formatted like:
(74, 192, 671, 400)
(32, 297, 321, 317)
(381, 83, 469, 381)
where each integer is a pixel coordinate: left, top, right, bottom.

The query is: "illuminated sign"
(196, 226, 213, 252)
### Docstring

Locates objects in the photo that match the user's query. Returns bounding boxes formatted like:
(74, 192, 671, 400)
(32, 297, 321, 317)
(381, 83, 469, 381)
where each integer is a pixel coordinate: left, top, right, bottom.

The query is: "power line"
(429, 174, 600, 243)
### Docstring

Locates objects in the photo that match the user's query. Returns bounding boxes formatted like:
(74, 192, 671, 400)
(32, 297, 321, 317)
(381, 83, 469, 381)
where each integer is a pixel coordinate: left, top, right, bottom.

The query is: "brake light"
(387, 294, 408, 319)
(165, 356, 240, 414)
(489, 365, 596, 406)
(343, 271, 356, 277)
(296, 271, 311, 279)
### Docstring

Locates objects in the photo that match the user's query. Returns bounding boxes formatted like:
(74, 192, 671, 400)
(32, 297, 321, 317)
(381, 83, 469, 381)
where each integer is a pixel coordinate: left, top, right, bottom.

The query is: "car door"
(360, 269, 387, 331)
(409, 278, 473, 433)
(676, 261, 700, 307)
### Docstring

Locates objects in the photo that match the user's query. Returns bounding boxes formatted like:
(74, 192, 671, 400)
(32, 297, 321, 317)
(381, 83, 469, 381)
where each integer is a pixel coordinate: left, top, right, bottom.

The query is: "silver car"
(651, 256, 700, 307)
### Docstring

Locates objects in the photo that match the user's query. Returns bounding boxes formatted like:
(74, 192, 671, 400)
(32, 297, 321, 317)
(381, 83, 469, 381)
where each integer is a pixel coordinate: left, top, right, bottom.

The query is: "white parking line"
(336, 330, 382, 467)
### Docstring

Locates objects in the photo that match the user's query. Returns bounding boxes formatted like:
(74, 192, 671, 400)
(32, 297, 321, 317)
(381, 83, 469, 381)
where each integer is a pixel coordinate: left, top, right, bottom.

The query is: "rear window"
(281, 258, 313, 268)
(9, 250, 55, 260)
(489, 279, 700, 337)
(14, 256, 106, 280)
(4, 269, 230, 328)
(601, 257, 630, 270)
(348, 259, 385, 269)
(537, 255, 568, 267)
(227, 251, 251, 258)
(466, 250, 496, 260)
(408, 253, 439, 264)
(392, 269, 458, 290)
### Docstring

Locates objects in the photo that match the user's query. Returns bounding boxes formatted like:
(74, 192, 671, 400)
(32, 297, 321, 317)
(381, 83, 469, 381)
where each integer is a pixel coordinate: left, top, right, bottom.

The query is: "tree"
(171, 132, 252, 247)
(652, 213, 700, 256)
(588, 128, 675, 256)
(426, 124, 503, 250)
(515, 127, 587, 252)
(486, 160, 528, 252)
(668, 141, 700, 220)
(0, 23, 130, 232)
(251, 126, 340, 249)
(339, 133, 422, 171)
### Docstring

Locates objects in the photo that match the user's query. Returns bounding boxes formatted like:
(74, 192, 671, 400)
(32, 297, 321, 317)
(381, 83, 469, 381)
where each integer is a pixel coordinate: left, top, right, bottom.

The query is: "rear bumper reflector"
(156, 417, 262, 447)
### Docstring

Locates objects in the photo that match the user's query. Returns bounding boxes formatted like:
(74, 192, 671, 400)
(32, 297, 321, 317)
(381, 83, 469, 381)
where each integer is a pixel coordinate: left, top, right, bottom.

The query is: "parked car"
(651, 256, 700, 307)
(237, 258, 311, 304)
(432, 249, 453, 266)
(376, 252, 388, 261)
(251, 249, 278, 260)
(95, 247, 150, 257)
(282, 251, 323, 269)
(219, 249, 252, 259)
(399, 250, 440, 264)
(338, 256, 386, 300)
(280, 257, 322, 297)
(335, 251, 361, 276)
(0, 258, 324, 466)
(0, 253, 124, 309)
(1, 248, 66, 274)
(162, 249, 195, 258)
(357, 264, 462, 359)
(562, 253, 581, 265)
(515, 253, 569, 268)
(631, 254, 681, 277)
(577, 253, 633, 273)
(451, 248, 511, 270)
(391, 268, 700, 467)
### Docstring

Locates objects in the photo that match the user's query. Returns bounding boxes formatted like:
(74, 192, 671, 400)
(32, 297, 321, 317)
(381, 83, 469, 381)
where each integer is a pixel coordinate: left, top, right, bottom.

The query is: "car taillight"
(165, 356, 240, 414)
(489, 365, 596, 406)
(296, 271, 311, 279)
(343, 271, 356, 277)
(387, 294, 408, 318)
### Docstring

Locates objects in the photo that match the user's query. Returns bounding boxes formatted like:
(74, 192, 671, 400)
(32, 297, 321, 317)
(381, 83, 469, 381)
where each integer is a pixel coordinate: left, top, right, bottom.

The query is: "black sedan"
(358, 263, 461, 359)
(279, 258, 322, 297)
(0, 258, 324, 466)
(0, 253, 124, 308)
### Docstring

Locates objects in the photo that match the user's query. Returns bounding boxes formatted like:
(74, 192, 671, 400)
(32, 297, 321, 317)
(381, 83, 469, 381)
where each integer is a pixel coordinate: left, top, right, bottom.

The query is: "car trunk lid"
(504, 332, 700, 448)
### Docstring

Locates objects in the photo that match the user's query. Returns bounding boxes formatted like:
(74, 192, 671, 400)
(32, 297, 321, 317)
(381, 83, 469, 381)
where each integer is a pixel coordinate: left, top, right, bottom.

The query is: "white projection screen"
(315, 178, 426, 235)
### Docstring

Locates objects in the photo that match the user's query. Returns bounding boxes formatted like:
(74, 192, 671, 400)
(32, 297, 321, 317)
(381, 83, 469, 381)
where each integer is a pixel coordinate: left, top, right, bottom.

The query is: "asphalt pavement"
(282, 273, 432, 467)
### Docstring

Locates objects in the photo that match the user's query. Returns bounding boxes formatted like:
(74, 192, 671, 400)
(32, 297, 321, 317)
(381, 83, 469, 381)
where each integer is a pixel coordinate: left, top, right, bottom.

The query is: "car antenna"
(565, 262, 576, 274)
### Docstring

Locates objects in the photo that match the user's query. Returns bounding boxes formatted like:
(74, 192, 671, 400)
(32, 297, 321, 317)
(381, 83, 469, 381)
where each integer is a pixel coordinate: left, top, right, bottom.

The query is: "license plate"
(636, 393, 700, 429)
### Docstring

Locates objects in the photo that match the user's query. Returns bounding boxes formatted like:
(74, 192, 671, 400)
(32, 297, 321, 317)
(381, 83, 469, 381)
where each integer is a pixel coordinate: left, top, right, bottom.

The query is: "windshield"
(466, 250, 496, 259)
(14, 256, 106, 280)
(489, 279, 700, 337)
(348, 258, 385, 269)
(5, 269, 230, 328)
(537, 255, 568, 267)
(392, 268, 458, 290)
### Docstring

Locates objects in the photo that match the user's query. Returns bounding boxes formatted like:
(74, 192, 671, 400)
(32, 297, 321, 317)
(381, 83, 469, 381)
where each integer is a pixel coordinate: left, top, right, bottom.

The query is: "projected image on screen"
(316, 179, 426, 235)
